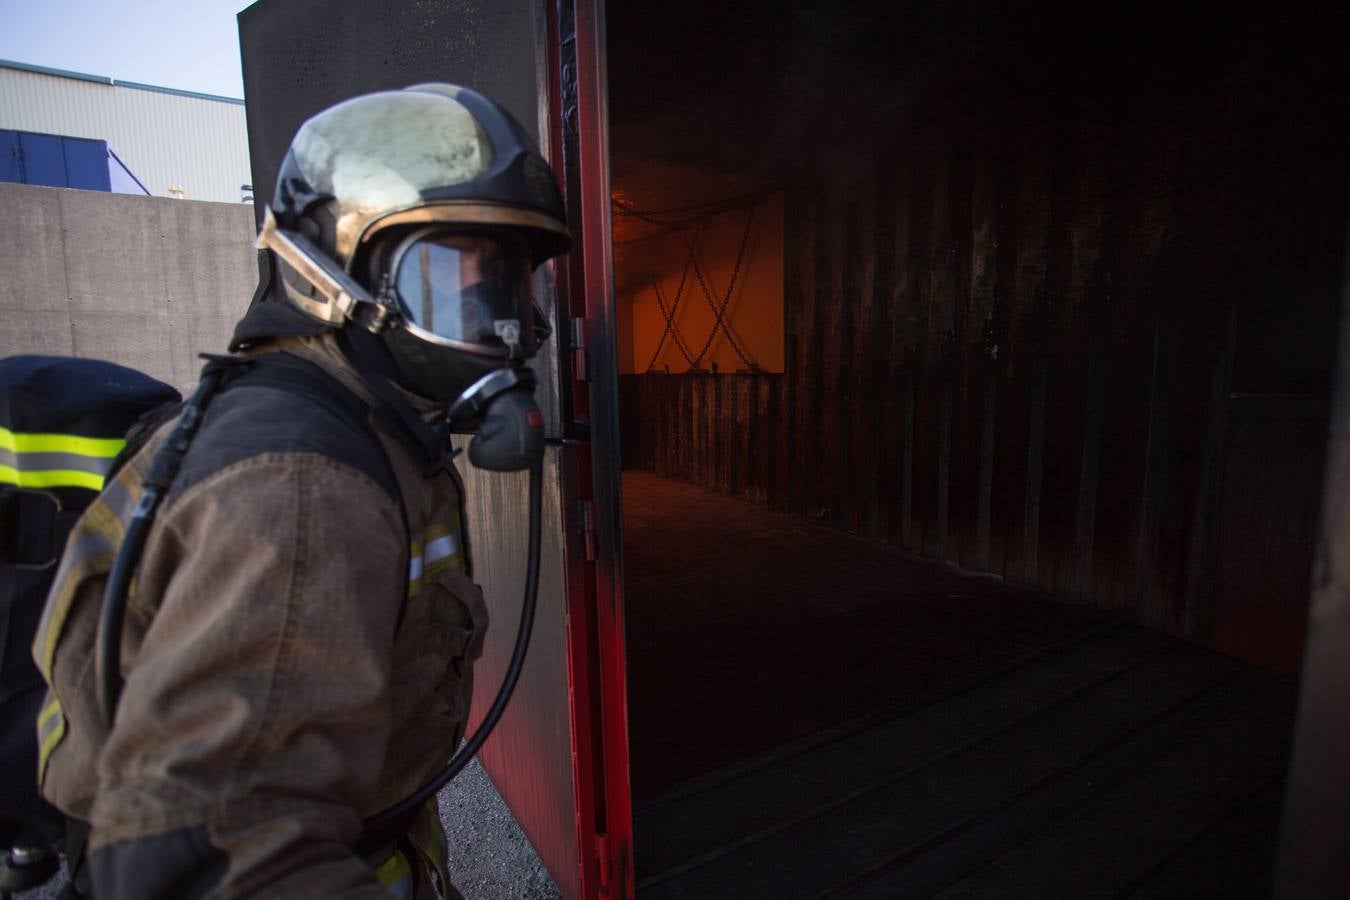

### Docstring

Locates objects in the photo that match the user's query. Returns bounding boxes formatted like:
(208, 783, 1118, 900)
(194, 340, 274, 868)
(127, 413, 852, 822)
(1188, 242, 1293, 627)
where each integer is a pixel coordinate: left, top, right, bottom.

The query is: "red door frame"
(547, 1, 635, 897)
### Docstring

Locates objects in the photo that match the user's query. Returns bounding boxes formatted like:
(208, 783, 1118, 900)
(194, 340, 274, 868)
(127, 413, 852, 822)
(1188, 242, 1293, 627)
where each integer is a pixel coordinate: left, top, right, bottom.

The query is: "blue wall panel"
(0, 130, 21, 183)
(17, 132, 65, 187)
(60, 136, 112, 191)
(0, 129, 112, 191)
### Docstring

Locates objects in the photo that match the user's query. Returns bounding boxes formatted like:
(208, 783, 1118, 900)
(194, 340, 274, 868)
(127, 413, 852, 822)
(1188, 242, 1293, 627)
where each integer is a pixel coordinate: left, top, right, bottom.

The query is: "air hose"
(355, 455, 543, 854)
(96, 366, 229, 727)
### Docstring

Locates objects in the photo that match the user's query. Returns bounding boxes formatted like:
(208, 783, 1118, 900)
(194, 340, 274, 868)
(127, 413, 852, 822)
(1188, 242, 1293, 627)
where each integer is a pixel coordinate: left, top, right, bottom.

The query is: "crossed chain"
(644, 203, 759, 373)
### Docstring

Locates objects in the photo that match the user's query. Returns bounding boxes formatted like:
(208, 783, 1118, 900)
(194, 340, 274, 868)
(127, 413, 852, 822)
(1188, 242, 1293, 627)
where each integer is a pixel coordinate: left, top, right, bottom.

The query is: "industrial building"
(0, 58, 250, 204)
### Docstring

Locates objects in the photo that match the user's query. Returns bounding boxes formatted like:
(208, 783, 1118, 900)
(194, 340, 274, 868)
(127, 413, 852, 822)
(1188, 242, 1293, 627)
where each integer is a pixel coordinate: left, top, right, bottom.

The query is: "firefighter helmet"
(257, 83, 570, 371)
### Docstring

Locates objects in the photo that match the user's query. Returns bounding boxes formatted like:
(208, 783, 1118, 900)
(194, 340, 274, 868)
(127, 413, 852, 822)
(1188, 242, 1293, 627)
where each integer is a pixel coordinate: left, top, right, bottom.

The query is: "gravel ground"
(436, 758, 561, 900)
(14, 757, 560, 900)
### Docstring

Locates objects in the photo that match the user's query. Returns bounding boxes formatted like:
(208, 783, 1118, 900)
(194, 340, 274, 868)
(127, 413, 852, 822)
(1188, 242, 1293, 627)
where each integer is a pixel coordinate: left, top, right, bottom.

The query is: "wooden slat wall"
(616, 13, 1347, 670)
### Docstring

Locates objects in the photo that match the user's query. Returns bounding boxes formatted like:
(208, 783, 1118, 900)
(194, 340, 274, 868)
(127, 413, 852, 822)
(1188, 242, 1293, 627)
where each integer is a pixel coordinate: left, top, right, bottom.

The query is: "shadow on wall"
(0, 183, 258, 395)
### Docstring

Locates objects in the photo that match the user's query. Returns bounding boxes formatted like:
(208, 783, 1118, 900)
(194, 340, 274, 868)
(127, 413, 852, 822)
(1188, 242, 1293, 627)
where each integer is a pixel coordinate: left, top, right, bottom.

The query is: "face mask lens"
(391, 230, 534, 351)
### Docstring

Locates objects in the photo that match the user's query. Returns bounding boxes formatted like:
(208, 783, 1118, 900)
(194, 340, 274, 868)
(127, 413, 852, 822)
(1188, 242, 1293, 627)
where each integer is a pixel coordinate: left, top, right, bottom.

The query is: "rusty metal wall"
(239, 2, 582, 896)
(619, 4, 1349, 671)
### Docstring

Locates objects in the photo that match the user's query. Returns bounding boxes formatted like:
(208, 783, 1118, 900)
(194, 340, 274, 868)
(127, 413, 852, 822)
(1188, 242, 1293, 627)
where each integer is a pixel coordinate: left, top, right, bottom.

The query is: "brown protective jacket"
(33, 332, 488, 898)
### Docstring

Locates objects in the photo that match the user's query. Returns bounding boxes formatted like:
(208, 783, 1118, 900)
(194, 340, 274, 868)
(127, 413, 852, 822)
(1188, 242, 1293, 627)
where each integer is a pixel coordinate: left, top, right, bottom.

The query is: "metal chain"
(688, 203, 758, 370)
(646, 245, 698, 371)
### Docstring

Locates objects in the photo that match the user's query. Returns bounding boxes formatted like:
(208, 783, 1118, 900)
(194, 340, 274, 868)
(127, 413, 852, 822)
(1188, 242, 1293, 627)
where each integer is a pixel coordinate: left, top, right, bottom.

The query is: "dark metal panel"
(1275, 219, 1350, 900)
(455, 441, 580, 900)
(238, 0, 544, 218)
(237, 2, 585, 896)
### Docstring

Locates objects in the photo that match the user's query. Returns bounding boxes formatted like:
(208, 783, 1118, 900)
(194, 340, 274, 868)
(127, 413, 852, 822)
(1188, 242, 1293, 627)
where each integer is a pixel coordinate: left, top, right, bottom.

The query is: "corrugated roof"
(0, 58, 245, 105)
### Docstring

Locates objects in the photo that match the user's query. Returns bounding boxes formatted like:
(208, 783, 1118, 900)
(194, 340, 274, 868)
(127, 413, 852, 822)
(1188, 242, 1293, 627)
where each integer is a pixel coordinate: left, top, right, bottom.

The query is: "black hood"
(228, 251, 331, 352)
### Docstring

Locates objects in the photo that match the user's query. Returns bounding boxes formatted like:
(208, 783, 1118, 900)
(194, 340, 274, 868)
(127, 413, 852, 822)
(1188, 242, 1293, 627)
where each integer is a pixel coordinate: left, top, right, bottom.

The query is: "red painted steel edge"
(577, 0, 636, 891)
(545, 6, 599, 895)
(549, 0, 635, 897)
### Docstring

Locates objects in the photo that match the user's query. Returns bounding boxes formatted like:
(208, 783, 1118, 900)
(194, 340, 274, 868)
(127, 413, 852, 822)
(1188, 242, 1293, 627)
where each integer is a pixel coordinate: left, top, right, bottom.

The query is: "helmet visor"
(390, 229, 540, 354)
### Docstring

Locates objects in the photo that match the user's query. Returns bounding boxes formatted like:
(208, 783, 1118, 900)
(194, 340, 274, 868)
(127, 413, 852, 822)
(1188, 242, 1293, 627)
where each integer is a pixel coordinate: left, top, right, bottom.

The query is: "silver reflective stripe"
(386, 874, 413, 900)
(33, 529, 113, 675)
(37, 701, 63, 745)
(408, 555, 424, 582)
(101, 477, 135, 524)
(36, 697, 65, 784)
(0, 446, 115, 478)
(42, 531, 112, 613)
(425, 533, 457, 565)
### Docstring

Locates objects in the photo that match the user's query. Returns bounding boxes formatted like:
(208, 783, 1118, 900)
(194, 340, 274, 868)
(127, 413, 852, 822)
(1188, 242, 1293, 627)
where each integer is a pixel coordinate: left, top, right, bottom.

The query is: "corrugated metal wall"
(0, 64, 250, 204)
(619, 4, 1349, 674)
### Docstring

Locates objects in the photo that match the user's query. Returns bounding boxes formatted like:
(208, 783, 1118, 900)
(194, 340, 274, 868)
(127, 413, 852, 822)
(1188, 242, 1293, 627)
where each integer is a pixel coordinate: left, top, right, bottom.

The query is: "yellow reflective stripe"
(0, 464, 107, 491)
(37, 699, 66, 785)
(410, 799, 447, 867)
(423, 520, 456, 544)
(375, 849, 412, 889)
(0, 428, 125, 457)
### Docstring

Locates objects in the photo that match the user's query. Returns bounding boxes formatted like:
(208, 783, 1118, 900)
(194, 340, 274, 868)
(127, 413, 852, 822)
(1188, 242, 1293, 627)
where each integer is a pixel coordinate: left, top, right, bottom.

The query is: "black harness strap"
(219, 353, 414, 628)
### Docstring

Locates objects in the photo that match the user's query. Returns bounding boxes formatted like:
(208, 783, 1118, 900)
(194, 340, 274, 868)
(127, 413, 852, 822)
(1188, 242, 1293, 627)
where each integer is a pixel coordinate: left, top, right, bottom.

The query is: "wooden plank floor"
(623, 473, 1296, 899)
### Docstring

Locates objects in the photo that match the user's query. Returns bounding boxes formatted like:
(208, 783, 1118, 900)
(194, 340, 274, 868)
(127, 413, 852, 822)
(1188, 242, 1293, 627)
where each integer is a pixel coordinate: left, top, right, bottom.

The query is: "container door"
(547, 1, 636, 897)
(238, 2, 632, 898)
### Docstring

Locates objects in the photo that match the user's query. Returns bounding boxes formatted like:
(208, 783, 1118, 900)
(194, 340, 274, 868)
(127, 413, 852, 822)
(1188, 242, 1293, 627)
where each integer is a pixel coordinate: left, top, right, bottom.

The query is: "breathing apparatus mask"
(367, 227, 549, 471)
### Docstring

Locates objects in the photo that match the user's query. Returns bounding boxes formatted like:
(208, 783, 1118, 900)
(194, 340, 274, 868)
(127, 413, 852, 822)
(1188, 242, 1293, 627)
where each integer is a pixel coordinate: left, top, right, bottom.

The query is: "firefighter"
(32, 84, 569, 898)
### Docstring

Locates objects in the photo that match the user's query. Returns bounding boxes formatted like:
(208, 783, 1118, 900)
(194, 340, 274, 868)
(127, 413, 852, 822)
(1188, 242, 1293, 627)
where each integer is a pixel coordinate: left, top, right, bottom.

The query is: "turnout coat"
(34, 325, 487, 899)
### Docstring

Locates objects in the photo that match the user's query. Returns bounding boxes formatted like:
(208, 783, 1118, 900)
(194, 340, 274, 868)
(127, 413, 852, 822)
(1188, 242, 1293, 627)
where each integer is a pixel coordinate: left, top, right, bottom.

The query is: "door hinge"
(571, 317, 588, 382)
(595, 832, 612, 890)
(578, 499, 597, 562)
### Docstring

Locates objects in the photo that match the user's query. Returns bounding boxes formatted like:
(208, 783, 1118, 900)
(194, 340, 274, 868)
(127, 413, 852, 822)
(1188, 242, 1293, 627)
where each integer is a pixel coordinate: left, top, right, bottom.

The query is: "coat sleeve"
(87, 453, 409, 899)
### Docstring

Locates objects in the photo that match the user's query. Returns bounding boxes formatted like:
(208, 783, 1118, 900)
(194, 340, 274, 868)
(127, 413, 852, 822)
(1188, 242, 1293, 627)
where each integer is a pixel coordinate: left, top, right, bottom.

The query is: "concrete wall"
(0, 182, 257, 394)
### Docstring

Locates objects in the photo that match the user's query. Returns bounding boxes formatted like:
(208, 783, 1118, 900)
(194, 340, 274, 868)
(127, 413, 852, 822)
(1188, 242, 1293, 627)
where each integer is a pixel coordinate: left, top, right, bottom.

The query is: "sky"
(0, 0, 253, 99)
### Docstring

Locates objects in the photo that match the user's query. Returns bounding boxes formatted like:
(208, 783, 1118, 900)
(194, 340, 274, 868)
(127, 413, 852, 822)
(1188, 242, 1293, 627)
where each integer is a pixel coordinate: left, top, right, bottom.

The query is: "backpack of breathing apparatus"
(0, 355, 181, 897)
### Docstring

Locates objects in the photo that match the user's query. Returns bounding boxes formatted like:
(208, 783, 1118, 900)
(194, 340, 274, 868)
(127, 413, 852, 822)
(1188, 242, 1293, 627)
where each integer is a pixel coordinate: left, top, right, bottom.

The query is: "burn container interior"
(606, 2, 1347, 896)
